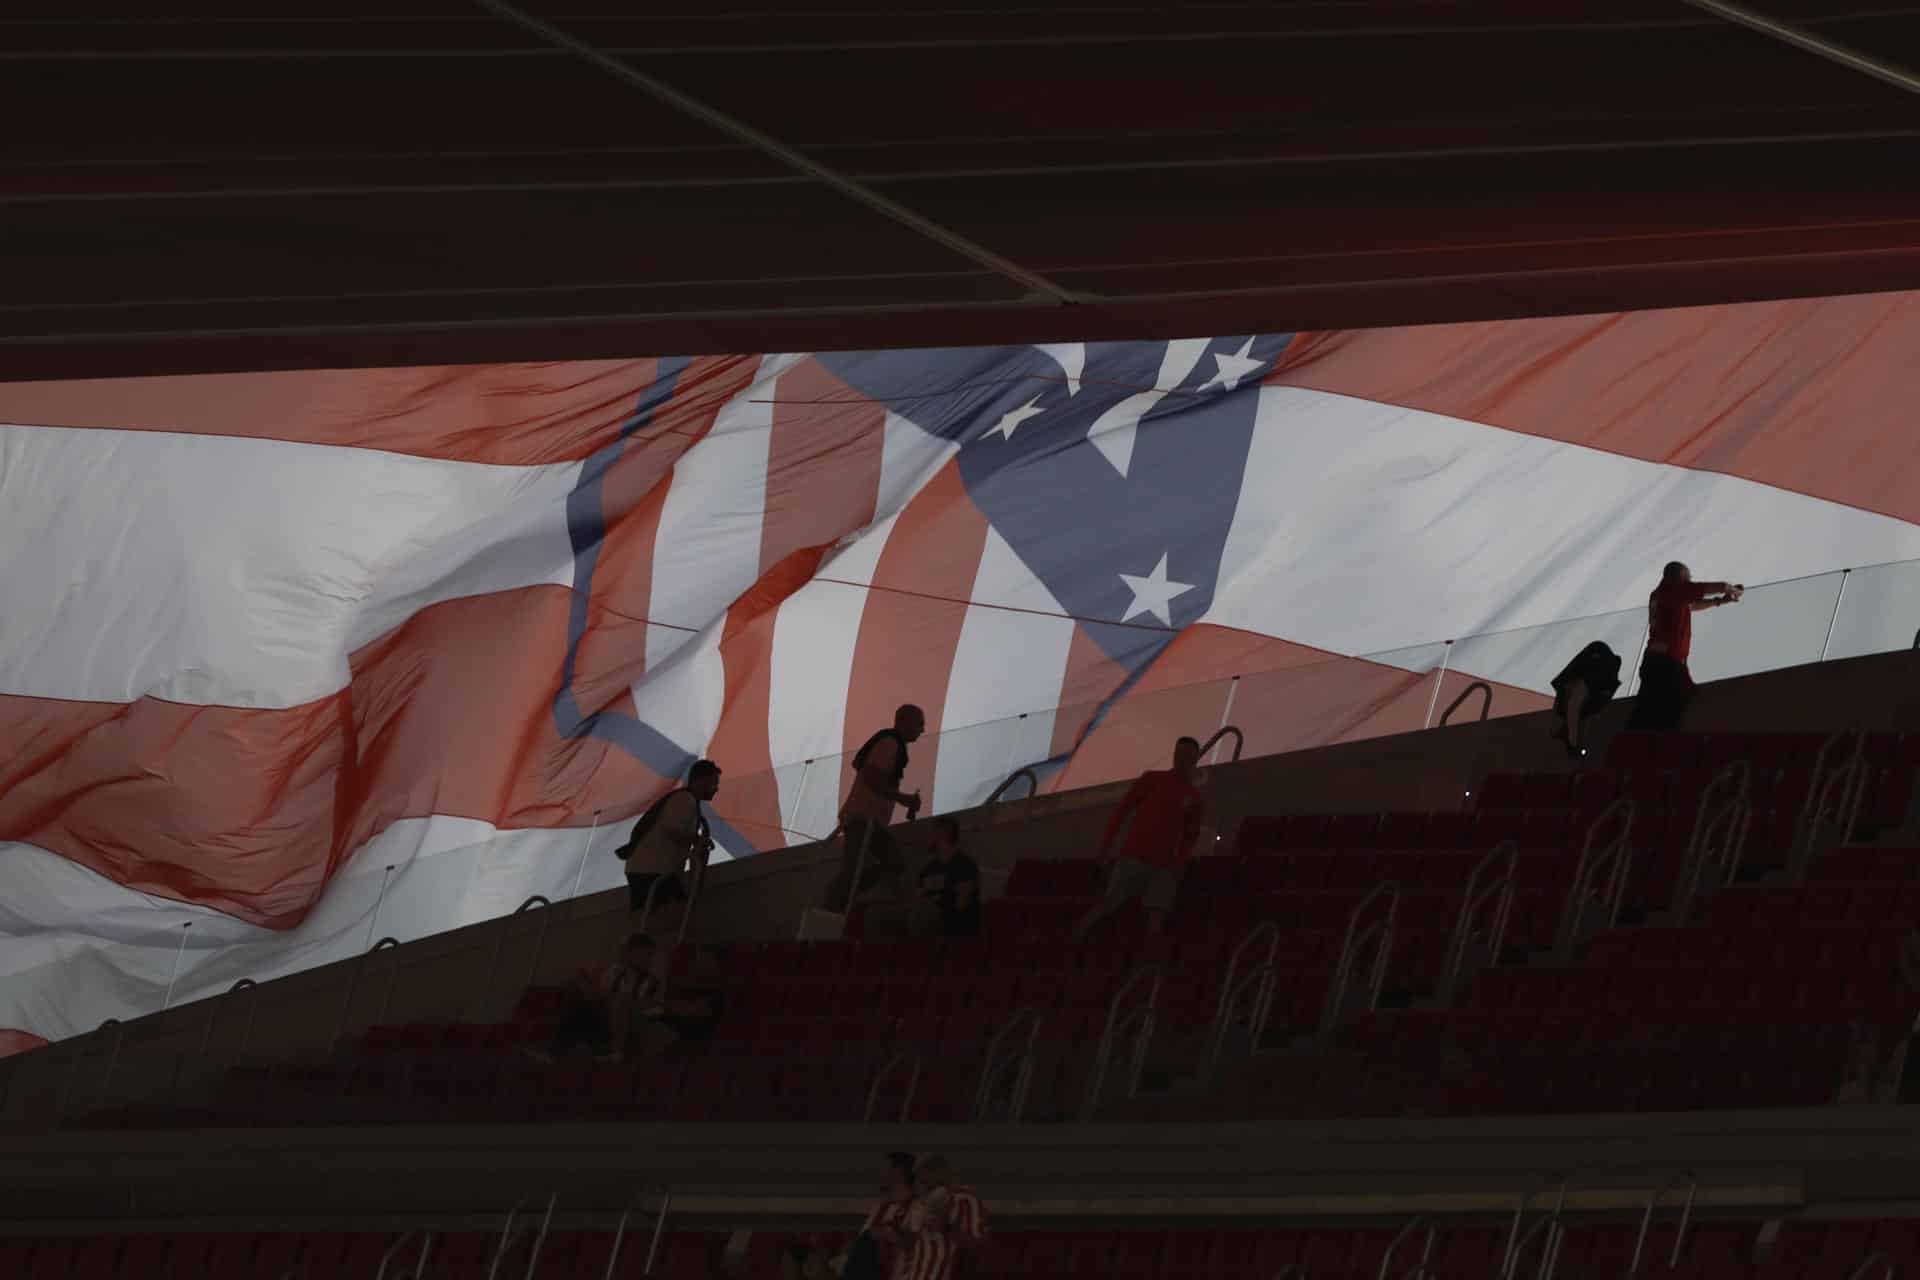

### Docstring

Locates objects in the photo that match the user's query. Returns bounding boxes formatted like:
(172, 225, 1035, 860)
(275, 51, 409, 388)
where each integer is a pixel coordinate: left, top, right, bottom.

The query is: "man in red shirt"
(1073, 735, 1206, 938)
(1628, 561, 1743, 730)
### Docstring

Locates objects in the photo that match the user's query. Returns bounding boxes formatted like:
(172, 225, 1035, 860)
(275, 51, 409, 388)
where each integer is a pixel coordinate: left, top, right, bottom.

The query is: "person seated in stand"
(833, 1151, 917, 1280)
(617, 760, 722, 933)
(1548, 640, 1622, 758)
(527, 932, 663, 1064)
(1073, 736, 1206, 939)
(895, 1153, 988, 1280)
(912, 817, 981, 938)
(824, 705, 925, 911)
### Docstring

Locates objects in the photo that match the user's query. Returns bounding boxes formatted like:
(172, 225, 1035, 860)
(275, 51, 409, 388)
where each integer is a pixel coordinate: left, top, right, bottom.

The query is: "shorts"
(1103, 857, 1179, 913)
(626, 871, 687, 913)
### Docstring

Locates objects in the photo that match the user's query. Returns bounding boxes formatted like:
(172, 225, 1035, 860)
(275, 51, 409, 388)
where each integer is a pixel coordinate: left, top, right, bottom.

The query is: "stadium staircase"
(9, 649, 1920, 1276)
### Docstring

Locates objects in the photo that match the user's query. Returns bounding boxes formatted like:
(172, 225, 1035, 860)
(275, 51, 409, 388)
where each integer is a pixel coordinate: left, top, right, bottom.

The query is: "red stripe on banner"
(841, 461, 992, 813)
(0, 584, 672, 931)
(1051, 624, 1550, 793)
(1267, 293, 1920, 525)
(1046, 625, 1135, 766)
(762, 358, 886, 574)
(704, 547, 835, 853)
(0, 1029, 46, 1059)
(0, 355, 758, 466)
(573, 355, 757, 705)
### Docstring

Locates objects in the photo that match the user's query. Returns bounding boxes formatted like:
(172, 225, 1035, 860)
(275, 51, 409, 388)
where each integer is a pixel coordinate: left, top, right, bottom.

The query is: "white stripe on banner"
(933, 526, 1076, 812)
(1205, 386, 1920, 660)
(643, 353, 806, 672)
(0, 423, 580, 708)
(0, 813, 667, 1045)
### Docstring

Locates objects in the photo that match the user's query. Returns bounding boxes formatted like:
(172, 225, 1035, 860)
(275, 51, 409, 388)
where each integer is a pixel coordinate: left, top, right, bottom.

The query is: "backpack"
(852, 729, 908, 786)
(613, 788, 702, 861)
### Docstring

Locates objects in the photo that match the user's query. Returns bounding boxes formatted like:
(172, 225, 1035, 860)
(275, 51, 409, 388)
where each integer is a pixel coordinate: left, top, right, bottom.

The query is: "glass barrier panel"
(1686, 569, 1841, 685)
(1227, 647, 1440, 759)
(1046, 674, 1235, 794)
(1823, 559, 1920, 664)
(1442, 606, 1645, 721)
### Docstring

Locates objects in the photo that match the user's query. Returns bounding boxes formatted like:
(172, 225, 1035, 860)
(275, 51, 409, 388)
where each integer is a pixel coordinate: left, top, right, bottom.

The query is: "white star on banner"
(1197, 337, 1263, 393)
(991, 395, 1047, 441)
(1118, 552, 1196, 626)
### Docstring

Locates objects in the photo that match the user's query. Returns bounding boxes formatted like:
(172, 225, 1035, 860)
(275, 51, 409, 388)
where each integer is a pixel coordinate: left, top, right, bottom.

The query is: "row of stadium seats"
(70, 727, 1917, 1134)
(6, 1218, 1920, 1279)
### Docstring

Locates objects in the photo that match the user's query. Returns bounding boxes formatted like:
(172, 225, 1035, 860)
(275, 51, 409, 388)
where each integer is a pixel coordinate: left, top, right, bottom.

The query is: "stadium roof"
(7, 0, 1920, 381)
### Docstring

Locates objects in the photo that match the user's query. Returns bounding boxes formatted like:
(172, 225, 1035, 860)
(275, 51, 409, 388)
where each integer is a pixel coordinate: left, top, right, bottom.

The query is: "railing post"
(1319, 883, 1398, 1041)
(486, 1198, 525, 1280)
(1079, 966, 1161, 1123)
(161, 920, 194, 1011)
(568, 809, 605, 902)
(375, 1230, 433, 1280)
(1441, 842, 1517, 1004)
(603, 1185, 660, 1280)
(1554, 798, 1634, 958)
(364, 864, 396, 952)
(645, 1188, 673, 1276)
(1624, 623, 1651, 699)
(1629, 1170, 1697, 1274)
(1199, 922, 1279, 1085)
(864, 1051, 923, 1123)
(972, 1007, 1044, 1122)
(1423, 641, 1455, 729)
(1820, 568, 1851, 662)
(1379, 1217, 1437, 1280)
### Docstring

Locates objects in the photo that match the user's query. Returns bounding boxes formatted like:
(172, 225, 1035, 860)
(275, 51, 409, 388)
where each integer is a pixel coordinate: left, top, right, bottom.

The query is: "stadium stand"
(8, 653, 1920, 1277)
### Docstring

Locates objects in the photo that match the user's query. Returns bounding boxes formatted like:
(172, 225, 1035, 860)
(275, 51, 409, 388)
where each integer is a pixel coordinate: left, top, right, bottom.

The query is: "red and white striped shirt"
(895, 1185, 987, 1280)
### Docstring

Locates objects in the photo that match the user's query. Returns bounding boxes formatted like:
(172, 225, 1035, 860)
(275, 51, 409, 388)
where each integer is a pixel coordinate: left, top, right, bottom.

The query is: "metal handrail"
(1792, 729, 1869, 883)
(1674, 763, 1753, 922)
(1439, 680, 1494, 726)
(328, 936, 401, 1057)
(1848, 1252, 1896, 1280)
(1629, 1170, 1697, 1273)
(972, 1005, 1044, 1122)
(864, 1051, 922, 1123)
(486, 1191, 556, 1280)
(1440, 841, 1517, 1005)
(1318, 882, 1399, 1040)
(603, 1184, 671, 1280)
(1199, 922, 1281, 1085)
(476, 896, 552, 1014)
(985, 767, 1040, 806)
(1554, 797, 1635, 957)
(1078, 965, 1162, 1123)
(1272, 1268, 1310, 1280)
(1199, 724, 1245, 763)
(1379, 1216, 1437, 1280)
(374, 1229, 433, 1280)
(1504, 1172, 1569, 1279)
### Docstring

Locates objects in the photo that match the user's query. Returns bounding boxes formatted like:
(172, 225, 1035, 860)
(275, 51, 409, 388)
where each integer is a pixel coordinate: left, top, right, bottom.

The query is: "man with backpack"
(824, 705, 925, 911)
(616, 759, 722, 929)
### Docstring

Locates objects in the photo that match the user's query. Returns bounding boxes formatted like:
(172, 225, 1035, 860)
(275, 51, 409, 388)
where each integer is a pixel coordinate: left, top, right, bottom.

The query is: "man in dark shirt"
(1627, 561, 1743, 730)
(913, 817, 981, 938)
